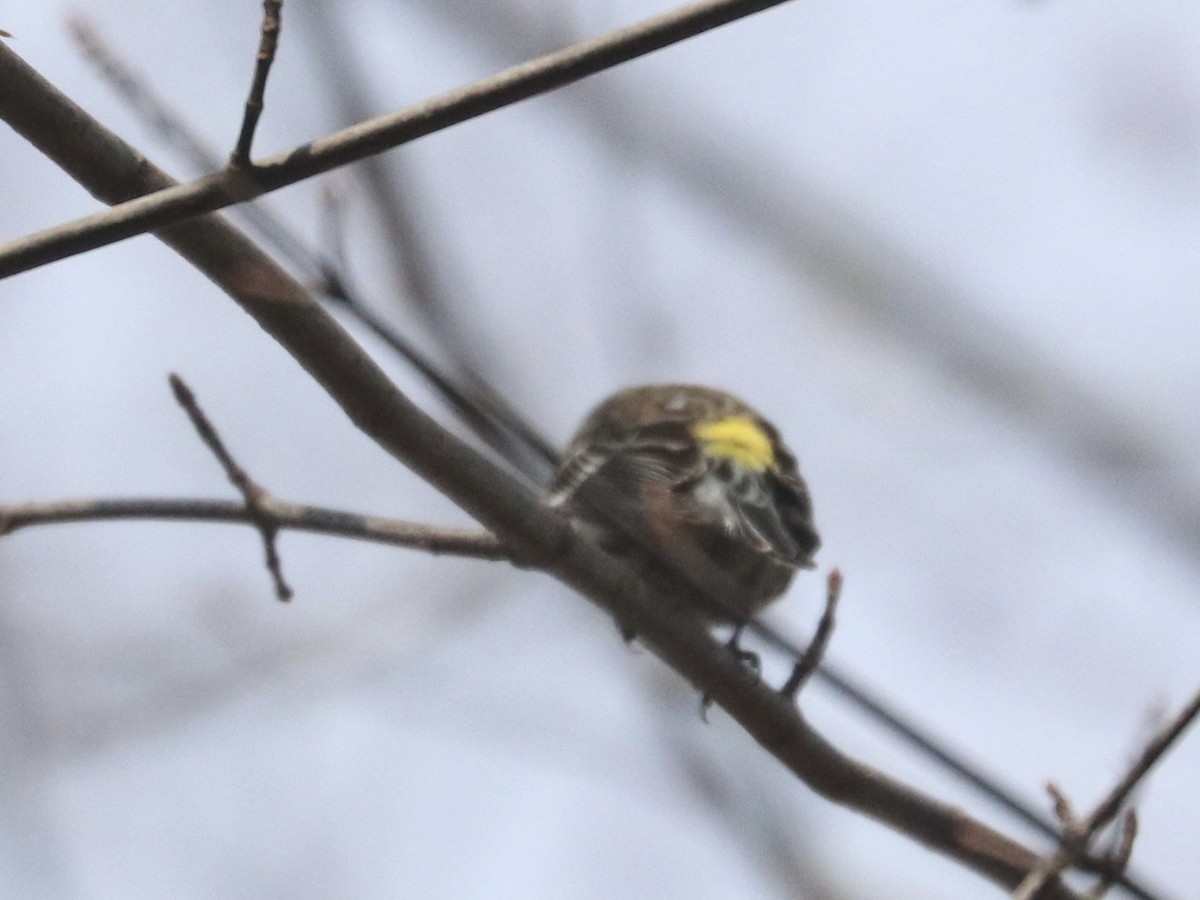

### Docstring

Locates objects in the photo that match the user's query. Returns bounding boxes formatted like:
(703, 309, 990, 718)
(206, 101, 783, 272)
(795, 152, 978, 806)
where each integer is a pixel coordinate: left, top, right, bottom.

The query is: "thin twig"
(1084, 814, 1138, 900)
(764, 621, 1164, 900)
(779, 568, 841, 699)
(323, 285, 558, 478)
(0, 37, 1088, 899)
(302, 1, 558, 480)
(58, 27, 1114, 877)
(0, 0, 797, 277)
(67, 16, 560, 480)
(168, 373, 291, 599)
(69, 13, 316, 267)
(0, 496, 507, 558)
(1014, 685, 1200, 899)
(57, 28, 1080, 855)
(414, 0, 1200, 589)
(231, 0, 283, 166)
(1086, 687, 1200, 833)
(303, 1, 443, 330)
(1013, 804, 1138, 900)
(7, 22, 1171, 897)
(20, 29, 1151, 888)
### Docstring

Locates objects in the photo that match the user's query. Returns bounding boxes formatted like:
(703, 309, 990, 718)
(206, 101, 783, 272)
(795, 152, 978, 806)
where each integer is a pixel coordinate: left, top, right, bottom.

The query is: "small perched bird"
(546, 385, 819, 632)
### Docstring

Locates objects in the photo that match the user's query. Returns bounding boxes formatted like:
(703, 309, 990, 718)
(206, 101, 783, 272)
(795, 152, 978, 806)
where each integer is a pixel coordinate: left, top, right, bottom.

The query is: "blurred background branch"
(1, 1, 1197, 897)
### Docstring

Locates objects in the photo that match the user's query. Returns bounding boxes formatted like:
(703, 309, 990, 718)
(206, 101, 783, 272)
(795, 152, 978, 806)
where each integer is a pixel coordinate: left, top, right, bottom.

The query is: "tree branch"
(67, 16, 562, 478)
(0, 25, 1085, 900)
(780, 568, 841, 699)
(1014, 685, 1200, 899)
(230, 0, 283, 166)
(169, 373, 293, 597)
(300, 0, 560, 480)
(0, 497, 507, 559)
(0, 0, 796, 278)
(57, 22, 1124, 868)
(1086, 687, 1200, 833)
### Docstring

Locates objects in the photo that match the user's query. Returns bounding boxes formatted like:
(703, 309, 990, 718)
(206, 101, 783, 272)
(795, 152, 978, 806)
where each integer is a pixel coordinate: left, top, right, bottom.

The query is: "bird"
(546, 385, 819, 640)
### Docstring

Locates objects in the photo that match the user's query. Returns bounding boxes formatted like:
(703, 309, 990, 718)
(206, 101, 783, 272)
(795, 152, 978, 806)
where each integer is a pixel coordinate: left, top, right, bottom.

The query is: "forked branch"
(0, 0, 797, 277)
(0, 12, 1171, 897)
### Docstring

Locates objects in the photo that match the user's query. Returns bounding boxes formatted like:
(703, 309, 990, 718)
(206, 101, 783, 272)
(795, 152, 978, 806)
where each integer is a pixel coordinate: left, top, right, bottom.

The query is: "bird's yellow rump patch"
(693, 416, 775, 471)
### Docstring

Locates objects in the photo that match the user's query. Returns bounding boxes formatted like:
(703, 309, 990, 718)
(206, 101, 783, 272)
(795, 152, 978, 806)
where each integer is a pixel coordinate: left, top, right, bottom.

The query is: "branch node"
(169, 373, 292, 600)
(1015, 738, 1158, 900)
(230, 0, 283, 166)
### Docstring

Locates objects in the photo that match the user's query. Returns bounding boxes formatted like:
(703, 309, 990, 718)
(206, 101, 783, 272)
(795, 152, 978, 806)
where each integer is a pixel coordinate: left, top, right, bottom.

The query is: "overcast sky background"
(3, 1, 1200, 897)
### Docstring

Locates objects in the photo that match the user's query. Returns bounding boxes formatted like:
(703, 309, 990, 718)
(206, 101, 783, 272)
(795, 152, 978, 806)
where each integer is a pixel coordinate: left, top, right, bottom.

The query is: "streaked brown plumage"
(547, 385, 819, 625)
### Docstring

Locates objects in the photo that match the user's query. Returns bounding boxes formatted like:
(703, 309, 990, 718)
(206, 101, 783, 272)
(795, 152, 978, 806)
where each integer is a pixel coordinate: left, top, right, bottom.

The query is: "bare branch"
(302, 1, 559, 479)
(231, 0, 283, 166)
(169, 373, 291, 598)
(1083, 813, 1138, 900)
(328, 285, 560, 478)
(302, 1, 443, 330)
(0, 0, 797, 277)
(59, 21, 1116, 867)
(1013, 685, 1200, 899)
(68, 14, 320, 272)
(1013, 801, 1139, 900)
(415, 0, 1200, 591)
(0, 27, 1094, 899)
(65, 17, 556, 479)
(758, 620, 1166, 899)
(1086, 687, 1200, 833)
(0, 497, 506, 559)
(779, 568, 841, 700)
(168, 376, 254, 501)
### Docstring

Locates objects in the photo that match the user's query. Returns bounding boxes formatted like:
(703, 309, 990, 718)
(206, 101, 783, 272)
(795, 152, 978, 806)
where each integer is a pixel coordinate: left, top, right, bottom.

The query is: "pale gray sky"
(3, 1, 1200, 897)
